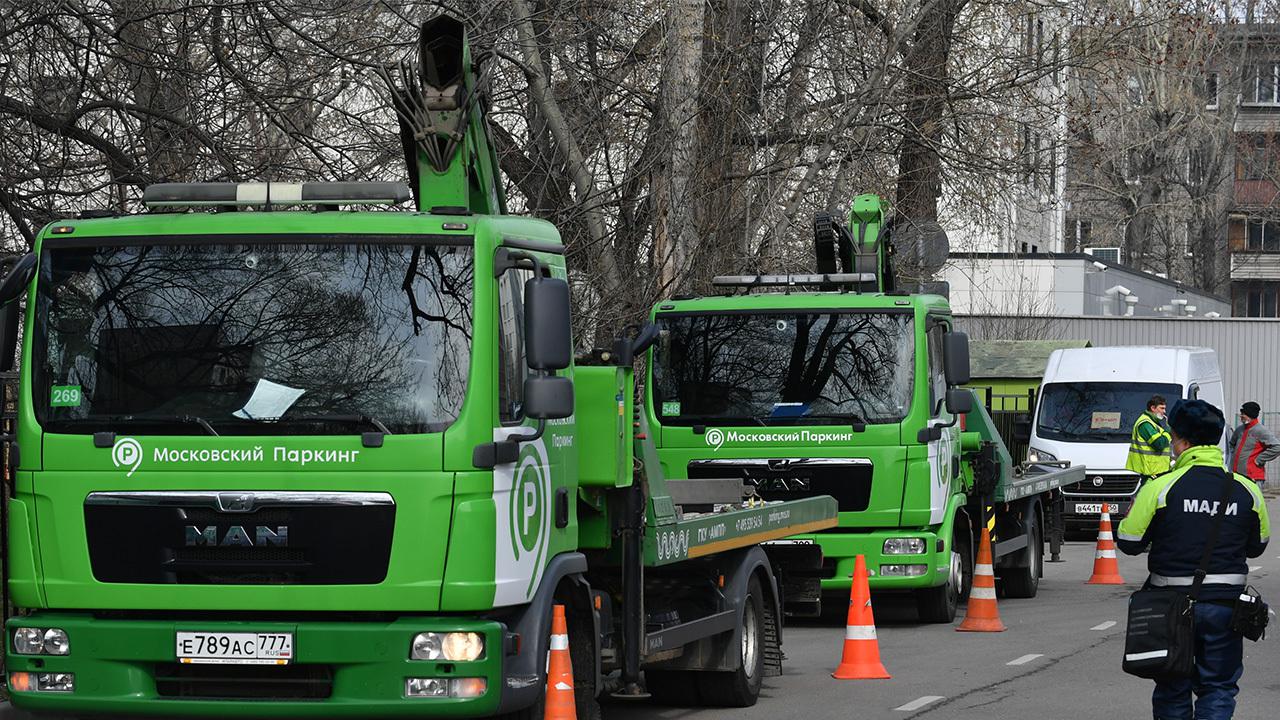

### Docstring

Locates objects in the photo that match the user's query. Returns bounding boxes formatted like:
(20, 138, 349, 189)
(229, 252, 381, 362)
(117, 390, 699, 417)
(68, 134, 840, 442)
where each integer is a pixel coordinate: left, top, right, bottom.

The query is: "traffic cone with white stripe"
(957, 526, 1007, 632)
(544, 604, 577, 720)
(832, 554, 891, 679)
(1087, 502, 1125, 585)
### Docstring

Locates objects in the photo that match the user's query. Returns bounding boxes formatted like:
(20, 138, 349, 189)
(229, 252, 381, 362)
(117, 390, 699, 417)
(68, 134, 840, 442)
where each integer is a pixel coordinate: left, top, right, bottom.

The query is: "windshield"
(652, 311, 914, 426)
(34, 239, 473, 435)
(1036, 381, 1182, 444)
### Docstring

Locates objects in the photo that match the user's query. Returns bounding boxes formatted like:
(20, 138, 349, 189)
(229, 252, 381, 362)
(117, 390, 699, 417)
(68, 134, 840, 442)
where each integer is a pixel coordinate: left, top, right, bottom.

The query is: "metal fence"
(970, 386, 1036, 463)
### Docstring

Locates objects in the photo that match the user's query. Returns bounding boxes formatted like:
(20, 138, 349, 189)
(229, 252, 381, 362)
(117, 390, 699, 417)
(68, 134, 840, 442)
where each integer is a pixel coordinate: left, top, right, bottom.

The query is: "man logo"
(112, 437, 143, 477)
(1092, 476, 1105, 487)
(706, 428, 725, 451)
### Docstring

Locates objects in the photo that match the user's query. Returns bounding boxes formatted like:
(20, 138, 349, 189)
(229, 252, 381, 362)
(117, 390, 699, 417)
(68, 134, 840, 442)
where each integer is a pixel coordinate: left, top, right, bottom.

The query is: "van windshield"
(1036, 382, 1182, 444)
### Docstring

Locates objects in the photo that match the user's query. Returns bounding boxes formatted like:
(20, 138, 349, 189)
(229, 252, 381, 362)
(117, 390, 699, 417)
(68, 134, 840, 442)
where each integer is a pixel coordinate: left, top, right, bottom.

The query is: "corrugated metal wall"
(956, 315, 1280, 416)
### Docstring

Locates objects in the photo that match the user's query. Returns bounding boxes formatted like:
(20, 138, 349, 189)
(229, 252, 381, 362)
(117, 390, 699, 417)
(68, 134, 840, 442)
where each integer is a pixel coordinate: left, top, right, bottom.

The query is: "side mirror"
(524, 277, 571, 371)
(1013, 415, 1032, 444)
(943, 330, 970, 385)
(0, 253, 36, 306)
(945, 387, 973, 415)
(524, 375, 574, 420)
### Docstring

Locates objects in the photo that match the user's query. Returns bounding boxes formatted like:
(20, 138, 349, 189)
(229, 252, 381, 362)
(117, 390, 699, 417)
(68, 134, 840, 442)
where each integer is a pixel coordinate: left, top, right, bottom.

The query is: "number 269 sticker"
(50, 385, 82, 407)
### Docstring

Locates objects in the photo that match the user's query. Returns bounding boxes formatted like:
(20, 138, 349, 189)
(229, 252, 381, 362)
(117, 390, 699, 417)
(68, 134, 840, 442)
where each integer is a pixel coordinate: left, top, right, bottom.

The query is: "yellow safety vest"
(1125, 414, 1171, 476)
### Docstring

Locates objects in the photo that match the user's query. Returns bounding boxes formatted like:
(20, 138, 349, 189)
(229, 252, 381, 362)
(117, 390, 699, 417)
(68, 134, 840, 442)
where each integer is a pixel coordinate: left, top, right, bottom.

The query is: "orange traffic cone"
(1087, 502, 1125, 585)
(832, 554, 891, 679)
(957, 527, 1007, 632)
(544, 604, 576, 720)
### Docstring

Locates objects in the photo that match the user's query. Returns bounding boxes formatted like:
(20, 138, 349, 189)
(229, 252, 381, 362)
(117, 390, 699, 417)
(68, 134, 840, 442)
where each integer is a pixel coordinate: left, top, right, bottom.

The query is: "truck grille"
(83, 491, 395, 585)
(687, 459, 872, 512)
(154, 662, 333, 700)
(1062, 474, 1141, 496)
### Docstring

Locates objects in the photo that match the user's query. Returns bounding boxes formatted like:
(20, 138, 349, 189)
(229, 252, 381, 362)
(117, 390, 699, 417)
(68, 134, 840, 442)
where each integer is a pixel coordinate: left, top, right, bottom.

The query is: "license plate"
(176, 632, 293, 665)
(1073, 503, 1127, 515)
(762, 539, 814, 545)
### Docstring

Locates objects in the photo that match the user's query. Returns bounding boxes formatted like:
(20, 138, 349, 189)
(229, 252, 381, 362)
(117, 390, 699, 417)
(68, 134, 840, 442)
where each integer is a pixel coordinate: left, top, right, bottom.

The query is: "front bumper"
(788, 531, 946, 592)
(6, 612, 506, 718)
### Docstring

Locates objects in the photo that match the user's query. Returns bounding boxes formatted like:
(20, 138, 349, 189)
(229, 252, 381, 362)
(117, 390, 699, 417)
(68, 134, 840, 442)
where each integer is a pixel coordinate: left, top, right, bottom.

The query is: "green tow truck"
(645, 197, 1084, 622)
(0, 16, 837, 718)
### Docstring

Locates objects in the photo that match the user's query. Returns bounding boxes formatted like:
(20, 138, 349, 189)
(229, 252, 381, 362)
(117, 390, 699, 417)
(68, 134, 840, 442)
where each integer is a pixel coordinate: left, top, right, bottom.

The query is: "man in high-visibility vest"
(1126, 394, 1171, 479)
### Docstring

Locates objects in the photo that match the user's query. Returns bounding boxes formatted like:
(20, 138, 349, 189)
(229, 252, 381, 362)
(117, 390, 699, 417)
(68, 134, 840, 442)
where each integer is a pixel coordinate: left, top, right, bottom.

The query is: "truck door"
(925, 320, 956, 525)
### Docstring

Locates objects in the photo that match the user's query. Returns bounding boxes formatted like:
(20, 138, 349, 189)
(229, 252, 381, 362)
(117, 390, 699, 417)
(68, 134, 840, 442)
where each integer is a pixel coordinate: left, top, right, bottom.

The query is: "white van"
(1027, 346, 1224, 528)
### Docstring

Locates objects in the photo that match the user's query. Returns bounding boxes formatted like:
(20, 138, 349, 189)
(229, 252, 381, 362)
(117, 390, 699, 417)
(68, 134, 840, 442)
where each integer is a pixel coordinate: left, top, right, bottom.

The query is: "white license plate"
(1074, 503, 1126, 515)
(762, 539, 814, 546)
(176, 632, 293, 665)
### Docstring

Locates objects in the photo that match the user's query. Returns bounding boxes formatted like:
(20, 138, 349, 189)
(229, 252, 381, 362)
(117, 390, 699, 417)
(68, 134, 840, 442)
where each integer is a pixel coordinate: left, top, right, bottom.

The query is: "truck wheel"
(1000, 511, 1042, 599)
(497, 595, 602, 720)
(916, 525, 973, 623)
(695, 574, 767, 707)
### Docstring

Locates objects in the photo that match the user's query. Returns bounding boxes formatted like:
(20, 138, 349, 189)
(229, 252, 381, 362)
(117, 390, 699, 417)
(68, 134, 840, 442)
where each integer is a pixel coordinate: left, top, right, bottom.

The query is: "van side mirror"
(945, 387, 973, 415)
(524, 375, 574, 420)
(524, 277, 571, 371)
(1013, 415, 1032, 444)
(943, 331, 970, 385)
(0, 253, 36, 306)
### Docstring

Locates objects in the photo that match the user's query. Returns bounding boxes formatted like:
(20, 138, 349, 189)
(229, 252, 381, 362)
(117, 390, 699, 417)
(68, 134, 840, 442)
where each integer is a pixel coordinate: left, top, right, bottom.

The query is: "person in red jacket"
(1227, 402, 1280, 487)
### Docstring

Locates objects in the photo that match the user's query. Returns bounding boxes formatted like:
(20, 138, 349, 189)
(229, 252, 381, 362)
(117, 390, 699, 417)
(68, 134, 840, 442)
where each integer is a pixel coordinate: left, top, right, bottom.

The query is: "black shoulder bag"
(1122, 474, 1236, 680)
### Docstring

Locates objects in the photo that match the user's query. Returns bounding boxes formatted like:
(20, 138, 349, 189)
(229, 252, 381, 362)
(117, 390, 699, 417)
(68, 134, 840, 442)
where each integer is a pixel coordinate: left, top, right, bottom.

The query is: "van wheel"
(916, 524, 973, 623)
(1000, 511, 1041, 599)
(696, 575, 767, 707)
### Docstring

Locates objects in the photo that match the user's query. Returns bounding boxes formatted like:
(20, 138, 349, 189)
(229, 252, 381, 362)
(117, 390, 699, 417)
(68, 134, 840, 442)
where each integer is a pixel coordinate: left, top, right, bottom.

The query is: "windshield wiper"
(278, 414, 393, 446)
(66, 414, 220, 436)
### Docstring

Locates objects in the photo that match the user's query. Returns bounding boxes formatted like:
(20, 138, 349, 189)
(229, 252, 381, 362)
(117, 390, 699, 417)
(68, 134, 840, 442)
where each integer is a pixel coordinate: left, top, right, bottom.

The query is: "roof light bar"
(143, 182, 412, 208)
(712, 273, 877, 287)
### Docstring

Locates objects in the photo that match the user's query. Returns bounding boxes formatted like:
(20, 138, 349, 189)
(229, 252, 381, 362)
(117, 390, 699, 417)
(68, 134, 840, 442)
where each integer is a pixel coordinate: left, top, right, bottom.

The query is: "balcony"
(1231, 252, 1280, 280)
(1235, 179, 1280, 208)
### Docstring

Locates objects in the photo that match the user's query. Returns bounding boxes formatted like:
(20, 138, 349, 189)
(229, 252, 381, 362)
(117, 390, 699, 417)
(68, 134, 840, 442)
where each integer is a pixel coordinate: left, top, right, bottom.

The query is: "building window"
(1246, 220, 1280, 251)
(1234, 283, 1280, 318)
(1247, 63, 1280, 105)
(1205, 72, 1219, 109)
(1240, 135, 1273, 180)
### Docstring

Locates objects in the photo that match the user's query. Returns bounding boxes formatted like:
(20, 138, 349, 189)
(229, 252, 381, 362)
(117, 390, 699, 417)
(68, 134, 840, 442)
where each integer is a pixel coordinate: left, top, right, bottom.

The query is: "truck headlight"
(1028, 447, 1057, 463)
(13, 628, 44, 655)
(12, 627, 69, 656)
(411, 632, 485, 661)
(883, 538, 926, 555)
(43, 629, 70, 656)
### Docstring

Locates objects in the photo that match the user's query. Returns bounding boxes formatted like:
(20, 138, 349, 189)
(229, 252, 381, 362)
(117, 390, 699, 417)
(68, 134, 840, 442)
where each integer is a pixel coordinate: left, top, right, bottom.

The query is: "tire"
(496, 594, 602, 720)
(1000, 511, 1042, 599)
(694, 575, 767, 707)
(916, 523, 973, 623)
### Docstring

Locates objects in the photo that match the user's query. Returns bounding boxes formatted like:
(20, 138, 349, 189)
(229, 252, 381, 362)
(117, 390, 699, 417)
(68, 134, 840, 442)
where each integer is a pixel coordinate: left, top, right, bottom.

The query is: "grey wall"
(956, 315, 1280, 417)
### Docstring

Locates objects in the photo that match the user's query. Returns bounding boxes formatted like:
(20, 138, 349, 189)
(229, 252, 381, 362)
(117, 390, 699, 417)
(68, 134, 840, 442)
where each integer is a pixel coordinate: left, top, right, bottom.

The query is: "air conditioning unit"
(1085, 247, 1121, 265)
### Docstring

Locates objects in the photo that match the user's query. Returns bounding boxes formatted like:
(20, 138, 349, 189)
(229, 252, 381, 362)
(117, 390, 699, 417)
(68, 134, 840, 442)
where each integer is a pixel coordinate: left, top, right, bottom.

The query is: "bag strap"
(1190, 471, 1241, 601)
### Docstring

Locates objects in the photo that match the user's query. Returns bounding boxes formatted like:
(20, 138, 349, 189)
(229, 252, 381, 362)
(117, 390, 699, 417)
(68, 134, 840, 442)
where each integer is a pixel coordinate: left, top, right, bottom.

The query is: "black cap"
(1241, 401, 1261, 419)
(1168, 399, 1226, 447)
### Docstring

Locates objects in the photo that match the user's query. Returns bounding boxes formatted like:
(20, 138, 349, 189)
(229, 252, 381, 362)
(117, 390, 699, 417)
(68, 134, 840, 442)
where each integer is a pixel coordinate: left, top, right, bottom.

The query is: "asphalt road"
(606, 496, 1280, 720)
(2, 499, 1278, 720)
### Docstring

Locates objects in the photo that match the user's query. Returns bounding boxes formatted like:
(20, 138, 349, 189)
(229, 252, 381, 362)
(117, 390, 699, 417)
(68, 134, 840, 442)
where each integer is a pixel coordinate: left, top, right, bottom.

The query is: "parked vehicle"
(1027, 346, 1223, 529)
(0, 17, 838, 717)
(644, 196, 1084, 623)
